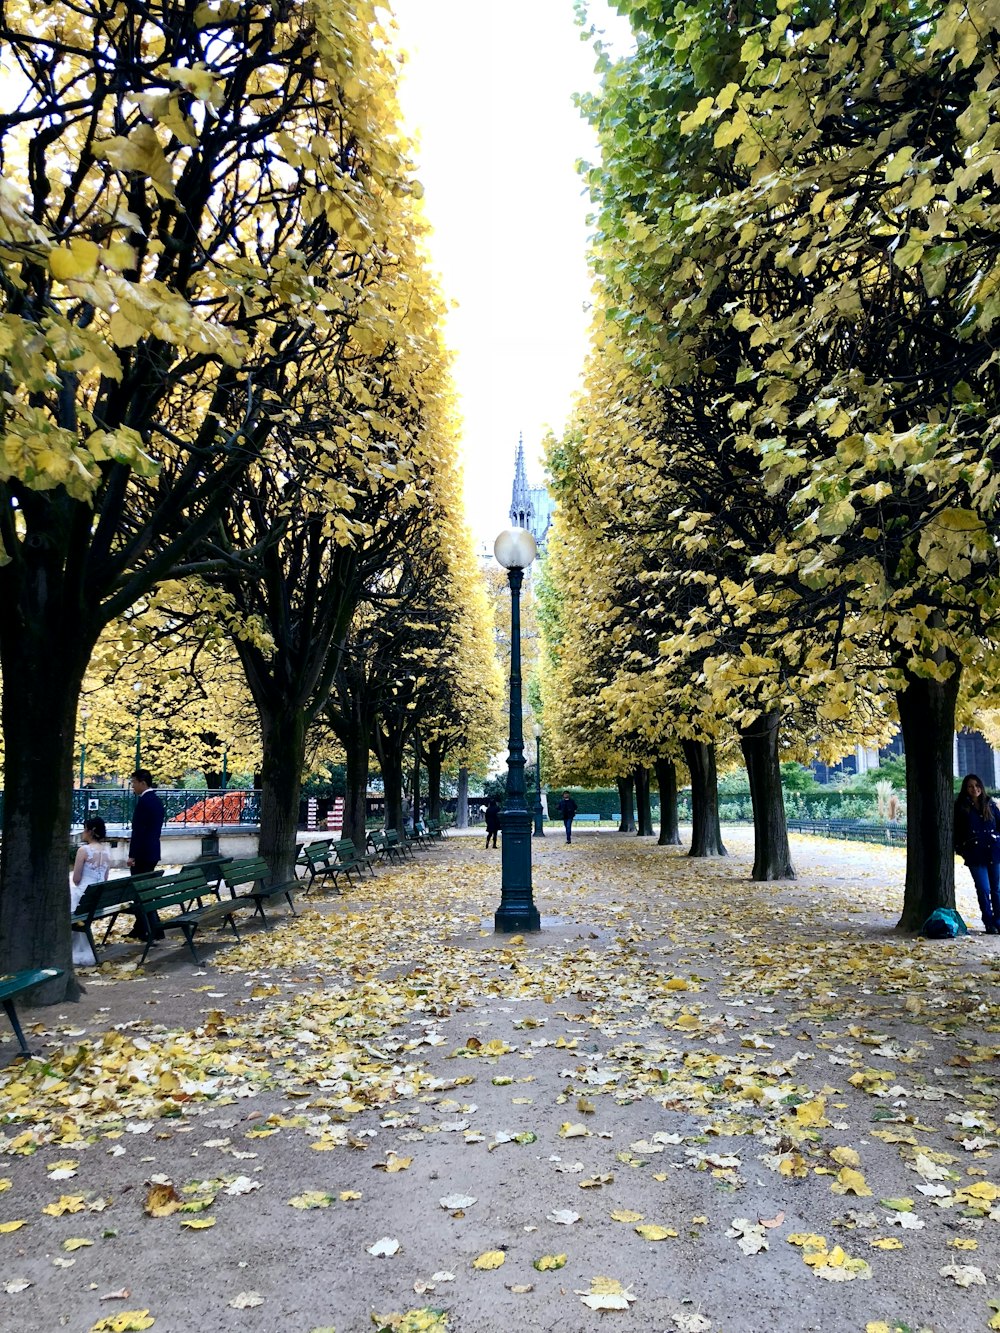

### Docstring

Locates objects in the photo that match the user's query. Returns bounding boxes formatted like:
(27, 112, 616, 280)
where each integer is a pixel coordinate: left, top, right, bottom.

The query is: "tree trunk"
(381, 742, 405, 834)
(426, 745, 443, 822)
(342, 721, 371, 848)
(617, 775, 635, 832)
(635, 765, 654, 836)
(410, 746, 421, 827)
(0, 653, 90, 1003)
(740, 710, 795, 880)
(897, 664, 961, 930)
(257, 704, 306, 882)
(456, 767, 469, 829)
(682, 739, 727, 857)
(655, 756, 681, 845)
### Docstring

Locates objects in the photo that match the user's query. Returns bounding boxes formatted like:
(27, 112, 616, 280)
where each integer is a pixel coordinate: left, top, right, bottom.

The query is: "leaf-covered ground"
(1, 829, 998, 1332)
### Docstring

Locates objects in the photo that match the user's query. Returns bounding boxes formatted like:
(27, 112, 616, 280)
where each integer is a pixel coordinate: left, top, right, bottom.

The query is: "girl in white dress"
(70, 816, 111, 966)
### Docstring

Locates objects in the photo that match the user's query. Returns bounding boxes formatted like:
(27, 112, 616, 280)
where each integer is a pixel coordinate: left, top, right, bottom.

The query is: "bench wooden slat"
(0, 968, 62, 1058)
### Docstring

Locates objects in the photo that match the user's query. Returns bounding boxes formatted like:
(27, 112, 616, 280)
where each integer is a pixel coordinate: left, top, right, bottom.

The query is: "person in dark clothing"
(484, 797, 501, 849)
(953, 773, 1000, 933)
(128, 769, 165, 939)
(557, 791, 578, 843)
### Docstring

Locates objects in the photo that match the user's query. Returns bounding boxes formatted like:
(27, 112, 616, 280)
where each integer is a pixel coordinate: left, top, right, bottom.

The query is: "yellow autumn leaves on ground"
(0, 830, 998, 1330)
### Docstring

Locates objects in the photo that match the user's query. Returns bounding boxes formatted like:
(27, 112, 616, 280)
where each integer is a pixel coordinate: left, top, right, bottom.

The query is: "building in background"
(509, 434, 553, 555)
(810, 729, 1000, 785)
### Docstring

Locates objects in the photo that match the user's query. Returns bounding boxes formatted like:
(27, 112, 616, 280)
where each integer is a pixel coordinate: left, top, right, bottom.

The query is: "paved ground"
(1, 827, 998, 1333)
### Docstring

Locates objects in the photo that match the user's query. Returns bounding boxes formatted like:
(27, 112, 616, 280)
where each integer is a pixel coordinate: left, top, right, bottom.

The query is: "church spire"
(510, 432, 534, 531)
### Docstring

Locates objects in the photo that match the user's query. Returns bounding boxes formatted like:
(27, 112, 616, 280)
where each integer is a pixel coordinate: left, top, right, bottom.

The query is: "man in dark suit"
(128, 769, 165, 938)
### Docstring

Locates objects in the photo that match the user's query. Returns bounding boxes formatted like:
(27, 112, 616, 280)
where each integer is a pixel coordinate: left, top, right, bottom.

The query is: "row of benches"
(72, 829, 434, 969)
(1, 828, 448, 1059)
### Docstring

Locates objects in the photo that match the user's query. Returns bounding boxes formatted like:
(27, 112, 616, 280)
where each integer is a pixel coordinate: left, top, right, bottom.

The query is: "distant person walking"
(954, 773, 1000, 933)
(70, 816, 111, 966)
(128, 769, 165, 939)
(557, 791, 578, 844)
(484, 797, 501, 849)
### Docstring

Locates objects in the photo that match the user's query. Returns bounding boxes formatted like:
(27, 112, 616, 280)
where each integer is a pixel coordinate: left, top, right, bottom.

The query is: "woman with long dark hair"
(953, 774, 1000, 934)
(70, 816, 111, 964)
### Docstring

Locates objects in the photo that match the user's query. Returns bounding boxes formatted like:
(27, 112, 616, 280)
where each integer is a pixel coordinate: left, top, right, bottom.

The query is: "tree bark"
(410, 745, 421, 827)
(342, 720, 371, 849)
(655, 756, 681, 845)
(617, 775, 636, 832)
(0, 650, 90, 1003)
(381, 741, 405, 835)
(896, 664, 961, 930)
(740, 710, 795, 880)
(682, 739, 727, 857)
(456, 767, 469, 829)
(635, 765, 654, 836)
(257, 704, 306, 883)
(426, 744, 443, 822)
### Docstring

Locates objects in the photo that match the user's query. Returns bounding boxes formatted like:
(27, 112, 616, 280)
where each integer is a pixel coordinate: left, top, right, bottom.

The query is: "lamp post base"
(495, 902, 541, 932)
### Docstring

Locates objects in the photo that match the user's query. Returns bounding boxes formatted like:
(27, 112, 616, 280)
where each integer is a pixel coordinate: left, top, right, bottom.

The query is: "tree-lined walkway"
(1, 832, 998, 1331)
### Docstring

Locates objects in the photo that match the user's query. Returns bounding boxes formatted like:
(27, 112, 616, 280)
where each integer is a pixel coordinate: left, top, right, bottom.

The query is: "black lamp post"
(494, 527, 540, 932)
(133, 681, 143, 771)
(79, 704, 90, 790)
(532, 721, 545, 838)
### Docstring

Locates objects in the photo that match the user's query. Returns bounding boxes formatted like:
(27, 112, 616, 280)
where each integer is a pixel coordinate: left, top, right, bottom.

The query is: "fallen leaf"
(179, 1217, 215, 1229)
(533, 1254, 567, 1271)
(288, 1192, 336, 1210)
(558, 1122, 590, 1138)
(636, 1224, 678, 1241)
(42, 1194, 86, 1216)
(938, 1262, 986, 1287)
(63, 1237, 94, 1251)
(0, 1220, 26, 1233)
(610, 1209, 644, 1223)
(368, 1237, 400, 1257)
(144, 1184, 182, 1218)
(472, 1250, 505, 1270)
(2, 1279, 31, 1293)
(439, 1194, 477, 1210)
(548, 1209, 580, 1225)
(575, 1277, 636, 1311)
(228, 1292, 264, 1309)
(89, 1313, 155, 1332)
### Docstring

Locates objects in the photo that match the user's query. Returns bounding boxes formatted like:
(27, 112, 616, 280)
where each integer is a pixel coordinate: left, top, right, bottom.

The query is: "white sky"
(391, 0, 633, 545)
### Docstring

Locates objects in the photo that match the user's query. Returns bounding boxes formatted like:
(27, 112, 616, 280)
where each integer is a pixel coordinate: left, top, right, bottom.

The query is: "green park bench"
(367, 830, 403, 864)
(223, 856, 298, 926)
(332, 838, 377, 883)
(386, 829, 416, 860)
(575, 813, 601, 824)
(0, 968, 62, 1058)
(424, 819, 444, 840)
(133, 868, 250, 966)
(72, 871, 159, 962)
(296, 840, 339, 893)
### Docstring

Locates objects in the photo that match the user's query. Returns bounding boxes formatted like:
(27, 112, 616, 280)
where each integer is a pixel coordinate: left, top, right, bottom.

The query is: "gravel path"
(1, 828, 998, 1333)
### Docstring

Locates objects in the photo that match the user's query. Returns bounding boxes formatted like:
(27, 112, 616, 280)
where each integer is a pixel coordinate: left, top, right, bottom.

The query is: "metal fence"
(26, 787, 262, 830)
(786, 817, 906, 848)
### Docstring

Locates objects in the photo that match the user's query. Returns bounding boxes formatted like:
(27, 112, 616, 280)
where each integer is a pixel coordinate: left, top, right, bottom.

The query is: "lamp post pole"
(494, 528, 540, 933)
(221, 745, 229, 790)
(533, 722, 545, 838)
(133, 681, 143, 772)
(79, 704, 90, 790)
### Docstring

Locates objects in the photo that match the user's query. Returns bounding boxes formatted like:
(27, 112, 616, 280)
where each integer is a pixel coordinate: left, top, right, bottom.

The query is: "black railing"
(786, 817, 906, 848)
(54, 788, 258, 829)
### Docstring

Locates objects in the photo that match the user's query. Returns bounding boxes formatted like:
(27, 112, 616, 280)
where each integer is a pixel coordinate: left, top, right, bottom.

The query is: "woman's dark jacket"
(484, 802, 502, 833)
(954, 795, 1000, 866)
